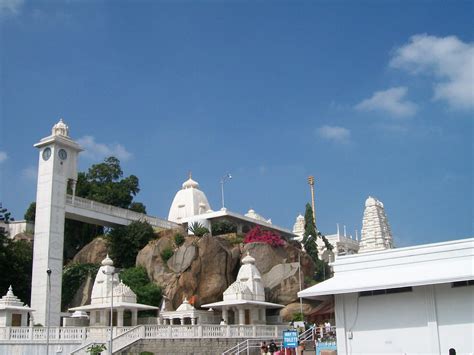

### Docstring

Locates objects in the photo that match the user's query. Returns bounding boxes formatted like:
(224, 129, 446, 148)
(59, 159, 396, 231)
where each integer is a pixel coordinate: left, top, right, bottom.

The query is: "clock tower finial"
(51, 118, 69, 137)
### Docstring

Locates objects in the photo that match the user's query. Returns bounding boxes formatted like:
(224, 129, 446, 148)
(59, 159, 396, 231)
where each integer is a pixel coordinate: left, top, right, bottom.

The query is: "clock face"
(42, 147, 52, 161)
(58, 149, 68, 160)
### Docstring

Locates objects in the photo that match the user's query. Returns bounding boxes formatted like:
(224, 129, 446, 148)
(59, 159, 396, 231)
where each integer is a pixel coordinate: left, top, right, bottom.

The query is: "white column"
(222, 307, 229, 324)
(117, 309, 124, 327)
(101, 310, 107, 326)
(424, 285, 441, 354)
(131, 310, 138, 326)
(90, 311, 96, 326)
(238, 308, 245, 325)
(191, 318, 196, 325)
(180, 317, 184, 325)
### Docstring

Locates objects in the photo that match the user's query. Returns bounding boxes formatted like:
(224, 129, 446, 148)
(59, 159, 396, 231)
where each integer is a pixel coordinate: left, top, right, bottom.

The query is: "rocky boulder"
(71, 237, 108, 265)
(280, 301, 322, 322)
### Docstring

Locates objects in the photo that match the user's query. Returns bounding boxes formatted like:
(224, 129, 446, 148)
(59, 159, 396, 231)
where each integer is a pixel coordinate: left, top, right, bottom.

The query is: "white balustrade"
(66, 195, 178, 229)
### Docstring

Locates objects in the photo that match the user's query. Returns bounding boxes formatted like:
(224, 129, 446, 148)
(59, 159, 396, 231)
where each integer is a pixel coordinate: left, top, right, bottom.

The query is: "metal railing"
(222, 337, 283, 355)
(65, 194, 179, 229)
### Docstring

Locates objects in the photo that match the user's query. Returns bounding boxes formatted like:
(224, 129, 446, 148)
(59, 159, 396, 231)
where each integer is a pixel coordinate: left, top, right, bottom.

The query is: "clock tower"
(31, 119, 82, 326)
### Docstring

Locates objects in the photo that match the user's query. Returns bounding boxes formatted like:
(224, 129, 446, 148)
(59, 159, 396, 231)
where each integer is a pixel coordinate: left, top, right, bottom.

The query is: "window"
(359, 287, 413, 297)
(452, 280, 474, 288)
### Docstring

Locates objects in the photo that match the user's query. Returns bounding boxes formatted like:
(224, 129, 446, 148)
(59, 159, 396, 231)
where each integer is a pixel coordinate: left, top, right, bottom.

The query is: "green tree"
(62, 156, 147, 262)
(120, 267, 162, 307)
(107, 221, 155, 268)
(24, 202, 36, 222)
(62, 263, 100, 310)
(303, 203, 319, 263)
(0, 207, 33, 304)
(302, 203, 331, 282)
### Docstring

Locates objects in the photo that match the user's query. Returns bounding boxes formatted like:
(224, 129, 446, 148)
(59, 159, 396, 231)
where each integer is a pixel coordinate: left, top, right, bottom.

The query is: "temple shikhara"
(0, 119, 472, 355)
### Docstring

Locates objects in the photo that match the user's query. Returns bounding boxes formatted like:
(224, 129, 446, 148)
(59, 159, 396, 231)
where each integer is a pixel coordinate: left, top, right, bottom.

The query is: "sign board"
(283, 330, 299, 348)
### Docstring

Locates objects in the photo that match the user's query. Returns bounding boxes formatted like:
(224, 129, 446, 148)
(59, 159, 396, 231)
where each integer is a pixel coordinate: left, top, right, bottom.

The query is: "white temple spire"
(359, 196, 394, 253)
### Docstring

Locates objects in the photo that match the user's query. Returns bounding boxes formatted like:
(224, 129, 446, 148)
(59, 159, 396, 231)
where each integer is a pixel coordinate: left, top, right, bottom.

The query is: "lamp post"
(46, 268, 52, 355)
(220, 173, 232, 209)
(298, 252, 304, 319)
(102, 268, 117, 355)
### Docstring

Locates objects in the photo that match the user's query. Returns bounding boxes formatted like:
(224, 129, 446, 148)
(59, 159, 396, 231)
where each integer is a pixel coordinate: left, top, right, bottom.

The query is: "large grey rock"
(262, 262, 301, 304)
(71, 237, 108, 265)
(168, 244, 197, 273)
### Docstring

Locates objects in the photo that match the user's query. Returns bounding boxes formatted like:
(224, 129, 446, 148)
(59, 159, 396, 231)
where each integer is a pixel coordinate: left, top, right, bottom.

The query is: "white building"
(69, 255, 158, 327)
(298, 238, 474, 355)
(168, 175, 296, 239)
(0, 286, 33, 327)
(202, 253, 284, 325)
(159, 297, 217, 325)
(292, 196, 393, 260)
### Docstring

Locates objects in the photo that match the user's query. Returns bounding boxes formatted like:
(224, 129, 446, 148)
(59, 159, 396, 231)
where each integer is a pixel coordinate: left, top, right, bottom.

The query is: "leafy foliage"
(120, 267, 162, 307)
(302, 203, 332, 281)
(129, 202, 147, 214)
(292, 312, 304, 321)
(188, 222, 209, 237)
(86, 343, 106, 355)
(303, 203, 318, 258)
(62, 157, 147, 262)
(174, 233, 185, 247)
(107, 221, 155, 268)
(211, 221, 237, 235)
(62, 263, 100, 310)
(160, 247, 174, 262)
(0, 206, 33, 304)
(225, 233, 245, 245)
(0, 204, 14, 223)
(243, 226, 285, 247)
(24, 202, 36, 222)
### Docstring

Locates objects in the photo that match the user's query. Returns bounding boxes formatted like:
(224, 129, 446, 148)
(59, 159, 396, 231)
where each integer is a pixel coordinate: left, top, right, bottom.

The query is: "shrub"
(120, 267, 162, 309)
(107, 221, 155, 268)
(161, 247, 174, 262)
(188, 222, 209, 237)
(87, 343, 106, 355)
(211, 221, 237, 235)
(225, 233, 244, 245)
(62, 263, 100, 310)
(243, 226, 285, 247)
(174, 233, 185, 246)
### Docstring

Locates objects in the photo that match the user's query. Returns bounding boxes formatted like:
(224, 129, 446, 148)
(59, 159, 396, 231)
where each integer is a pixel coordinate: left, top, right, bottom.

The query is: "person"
(220, 318, 227, 325)
(269, 339, 277, 354)
(324, 320, 331, 334)
(260, 341, 268, 355)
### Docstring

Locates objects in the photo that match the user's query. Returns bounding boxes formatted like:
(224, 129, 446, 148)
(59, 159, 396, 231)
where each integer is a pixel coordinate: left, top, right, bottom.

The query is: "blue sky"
(0, 0, 472, 246)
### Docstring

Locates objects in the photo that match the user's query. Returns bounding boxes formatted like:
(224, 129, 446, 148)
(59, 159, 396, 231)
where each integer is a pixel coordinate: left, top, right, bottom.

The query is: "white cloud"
(390, 34, 474, 110)
(317, 125, 351, 143)
(77, 135, 132, 162)
(355, 87, 418, 118)
(0, 151, 7, 163)
(21, 165, 37, 181)
(0, 0, 24, 15)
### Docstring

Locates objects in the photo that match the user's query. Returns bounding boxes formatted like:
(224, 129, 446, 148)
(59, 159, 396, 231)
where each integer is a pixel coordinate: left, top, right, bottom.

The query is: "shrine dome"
(168, 174, 212, 223)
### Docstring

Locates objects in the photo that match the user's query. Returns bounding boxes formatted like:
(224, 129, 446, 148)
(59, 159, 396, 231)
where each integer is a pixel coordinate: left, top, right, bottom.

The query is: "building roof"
(0, 286, 33, 311)
(201, 300, 284, 309)
(298, 238, 474, 300)
(168, 175, 212, 223)
(180, 209, 295, 238)
(69, 302, 157, 311)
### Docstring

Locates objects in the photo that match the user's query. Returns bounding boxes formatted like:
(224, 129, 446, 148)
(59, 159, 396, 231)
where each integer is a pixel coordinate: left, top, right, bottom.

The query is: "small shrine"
(68, 255, 158, 327)
(159, 297, 216, 325)
(202, 252, 283, 325)
(0, 286, 33, 327)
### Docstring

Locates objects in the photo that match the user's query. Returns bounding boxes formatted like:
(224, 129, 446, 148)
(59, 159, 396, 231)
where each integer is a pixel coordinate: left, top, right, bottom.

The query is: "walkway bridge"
(65, 195, 179, 230)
